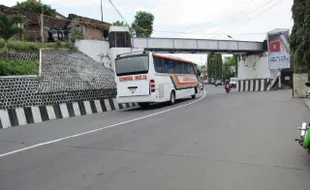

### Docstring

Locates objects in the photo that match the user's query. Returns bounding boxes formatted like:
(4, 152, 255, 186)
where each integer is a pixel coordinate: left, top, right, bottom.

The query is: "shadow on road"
(124, 98, 192, 112)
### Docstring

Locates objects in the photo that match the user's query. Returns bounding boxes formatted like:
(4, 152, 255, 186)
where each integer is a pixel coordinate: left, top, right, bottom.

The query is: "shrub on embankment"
(0, 40, 76, 76)
(0, 39, 69, 52)
(0, 60, 39, 76)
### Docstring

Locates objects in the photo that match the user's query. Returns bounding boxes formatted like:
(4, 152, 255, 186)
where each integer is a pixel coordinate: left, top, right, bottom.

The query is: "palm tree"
(0, 11, 24, 61)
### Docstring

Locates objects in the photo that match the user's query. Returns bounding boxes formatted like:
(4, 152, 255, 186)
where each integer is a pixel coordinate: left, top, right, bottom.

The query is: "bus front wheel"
(191, 88, 197, 99)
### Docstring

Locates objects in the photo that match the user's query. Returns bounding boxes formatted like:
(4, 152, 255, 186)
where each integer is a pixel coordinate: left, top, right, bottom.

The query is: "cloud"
(1, 0, 100, 7)
(151, 0, 293, 41)
(134, 7, 150, 13)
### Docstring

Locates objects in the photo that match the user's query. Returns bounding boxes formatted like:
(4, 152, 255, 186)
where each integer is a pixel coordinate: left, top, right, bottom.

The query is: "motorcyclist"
(225, 80, 229, 87)
(225, 80, 230, 92)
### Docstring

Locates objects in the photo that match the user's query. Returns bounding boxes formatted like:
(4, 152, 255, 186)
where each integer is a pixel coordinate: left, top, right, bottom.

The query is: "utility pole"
(40, 0, 44, 43)
(100, 0, 103, 21)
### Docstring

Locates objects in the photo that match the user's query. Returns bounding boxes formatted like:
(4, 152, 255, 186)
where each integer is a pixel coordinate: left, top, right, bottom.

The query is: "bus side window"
(183, 63, 189, 74)
(189, 64, 195, 74)
(174, 60, 182, 74)
(166, 59, 175, 73)
(154, 57, 164, 73)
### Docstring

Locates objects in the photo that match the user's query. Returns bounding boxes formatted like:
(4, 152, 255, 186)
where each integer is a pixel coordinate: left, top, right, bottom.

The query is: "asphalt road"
(0, 85, 310, 190)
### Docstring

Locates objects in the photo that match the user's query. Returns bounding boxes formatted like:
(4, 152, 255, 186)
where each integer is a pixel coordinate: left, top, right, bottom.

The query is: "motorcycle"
(295, 122, 310, 152)
(225, 83, 230, 93)
(295, 82, 310, 152)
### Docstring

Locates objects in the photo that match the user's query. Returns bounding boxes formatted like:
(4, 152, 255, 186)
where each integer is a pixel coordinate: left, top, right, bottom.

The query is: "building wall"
(83, 27, 103, 40)
(237, 52, 285, 91)
(237, 53, 270, 79)
(75, 40, 111, 68)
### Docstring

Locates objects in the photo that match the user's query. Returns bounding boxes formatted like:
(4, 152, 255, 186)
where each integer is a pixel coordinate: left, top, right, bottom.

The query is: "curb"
(0, 98, 138, 129)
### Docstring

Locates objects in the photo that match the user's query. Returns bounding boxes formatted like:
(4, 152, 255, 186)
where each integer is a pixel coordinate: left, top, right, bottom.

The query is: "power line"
(225, 0, 285, 33)
(184, 0, 252, 32)
(203, 0, 279, 35)
(108, 0, 130, 26)
(170, 0, 277, 38)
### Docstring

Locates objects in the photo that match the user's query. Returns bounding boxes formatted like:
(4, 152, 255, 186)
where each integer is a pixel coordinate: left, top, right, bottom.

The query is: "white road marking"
(113, 98, 119, 110)
(72, 102, 81, 116)
(0, 91, 206, 158)
(84, 101, 92, 114)
(60, 104, 69, 119)
(94, 100, 103, 113)
(15, 108, 27, 126)
(31, 107, 42, 123)
(46, 105, 56, 120)
(104, 99, 112, 111)
(0, 110, 11, 128)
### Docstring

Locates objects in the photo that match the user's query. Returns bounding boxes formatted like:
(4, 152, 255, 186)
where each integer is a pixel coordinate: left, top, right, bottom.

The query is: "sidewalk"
(305, 99, 310, 110)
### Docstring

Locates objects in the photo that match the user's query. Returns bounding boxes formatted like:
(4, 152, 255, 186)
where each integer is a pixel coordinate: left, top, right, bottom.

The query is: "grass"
(0, 39, 70, 52)
(0, 60, 39, 76)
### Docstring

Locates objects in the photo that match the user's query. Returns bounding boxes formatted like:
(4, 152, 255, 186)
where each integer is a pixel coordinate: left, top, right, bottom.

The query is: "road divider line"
(0, 90, 206, 158)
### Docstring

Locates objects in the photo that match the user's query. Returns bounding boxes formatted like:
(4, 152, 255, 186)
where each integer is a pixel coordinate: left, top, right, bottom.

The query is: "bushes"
(0, 60, 39, 76)
(0, 39, 71, 52)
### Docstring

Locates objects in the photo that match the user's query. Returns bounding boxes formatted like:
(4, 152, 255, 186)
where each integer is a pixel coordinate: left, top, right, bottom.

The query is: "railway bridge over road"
(78, 26, 272, 91)
(131, 37, 265, 54)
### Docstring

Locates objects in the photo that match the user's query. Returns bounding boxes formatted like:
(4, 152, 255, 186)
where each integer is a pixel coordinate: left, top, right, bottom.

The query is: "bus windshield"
(115, 54, 149, 76)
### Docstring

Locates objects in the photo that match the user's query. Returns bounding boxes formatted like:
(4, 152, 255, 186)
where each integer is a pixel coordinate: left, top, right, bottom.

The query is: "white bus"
(114, 51, 200, 108)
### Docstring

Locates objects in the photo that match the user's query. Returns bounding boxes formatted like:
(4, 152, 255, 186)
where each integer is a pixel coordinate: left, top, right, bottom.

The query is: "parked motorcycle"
(295, 82, 310, 152)
(295, 122, 310, 151)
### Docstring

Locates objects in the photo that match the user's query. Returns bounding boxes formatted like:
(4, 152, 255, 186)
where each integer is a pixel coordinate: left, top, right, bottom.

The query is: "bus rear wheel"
(138, 103, 150, 109)
(169, 91, 176, 105)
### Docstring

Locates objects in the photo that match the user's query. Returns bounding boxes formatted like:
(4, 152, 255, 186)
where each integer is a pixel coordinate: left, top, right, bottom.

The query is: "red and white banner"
(177, 75, 198, 84)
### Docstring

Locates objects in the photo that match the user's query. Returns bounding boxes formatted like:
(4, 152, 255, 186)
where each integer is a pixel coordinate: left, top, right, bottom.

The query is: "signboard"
(267, 29, 290, 70)
(177, 75, 198, 84)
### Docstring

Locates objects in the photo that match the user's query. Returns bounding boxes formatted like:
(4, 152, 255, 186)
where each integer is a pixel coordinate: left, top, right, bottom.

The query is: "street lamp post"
(227, 35, 235, 40)
(100, 0, 103, 21)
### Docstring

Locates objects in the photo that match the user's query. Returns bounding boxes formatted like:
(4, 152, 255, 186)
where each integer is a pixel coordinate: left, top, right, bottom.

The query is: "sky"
(1, 0, 294, 65)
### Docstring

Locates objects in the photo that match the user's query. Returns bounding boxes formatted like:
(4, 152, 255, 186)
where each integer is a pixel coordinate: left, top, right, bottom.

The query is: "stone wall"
(293, 73, 308, 98)
(0, 49, 116, 110)
(39, 49, 115, 92)
(0, 52, 39, 61)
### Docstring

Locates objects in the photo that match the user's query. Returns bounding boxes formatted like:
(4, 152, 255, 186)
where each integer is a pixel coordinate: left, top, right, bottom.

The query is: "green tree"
(112, 20, 126, 26)
(207, 53, 223, 80)
(131, 11, 154, 37)
(200, 65, 207, 69)
(290, 0, 310, 74)
(222, 55, 237, 81)
(0, 12, 24, 61)
(112, 20, 135, 36)
(13, 0, 56, 17)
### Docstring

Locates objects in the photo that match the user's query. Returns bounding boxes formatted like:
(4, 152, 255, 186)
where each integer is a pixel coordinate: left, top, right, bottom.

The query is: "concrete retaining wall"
(0, 98, 138, 129)
(0, 49, 120, 129)
(237, 78, 272, 92)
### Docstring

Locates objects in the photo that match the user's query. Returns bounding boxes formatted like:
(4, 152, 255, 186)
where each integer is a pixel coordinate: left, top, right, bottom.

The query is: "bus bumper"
(116, 94, 160, 104)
